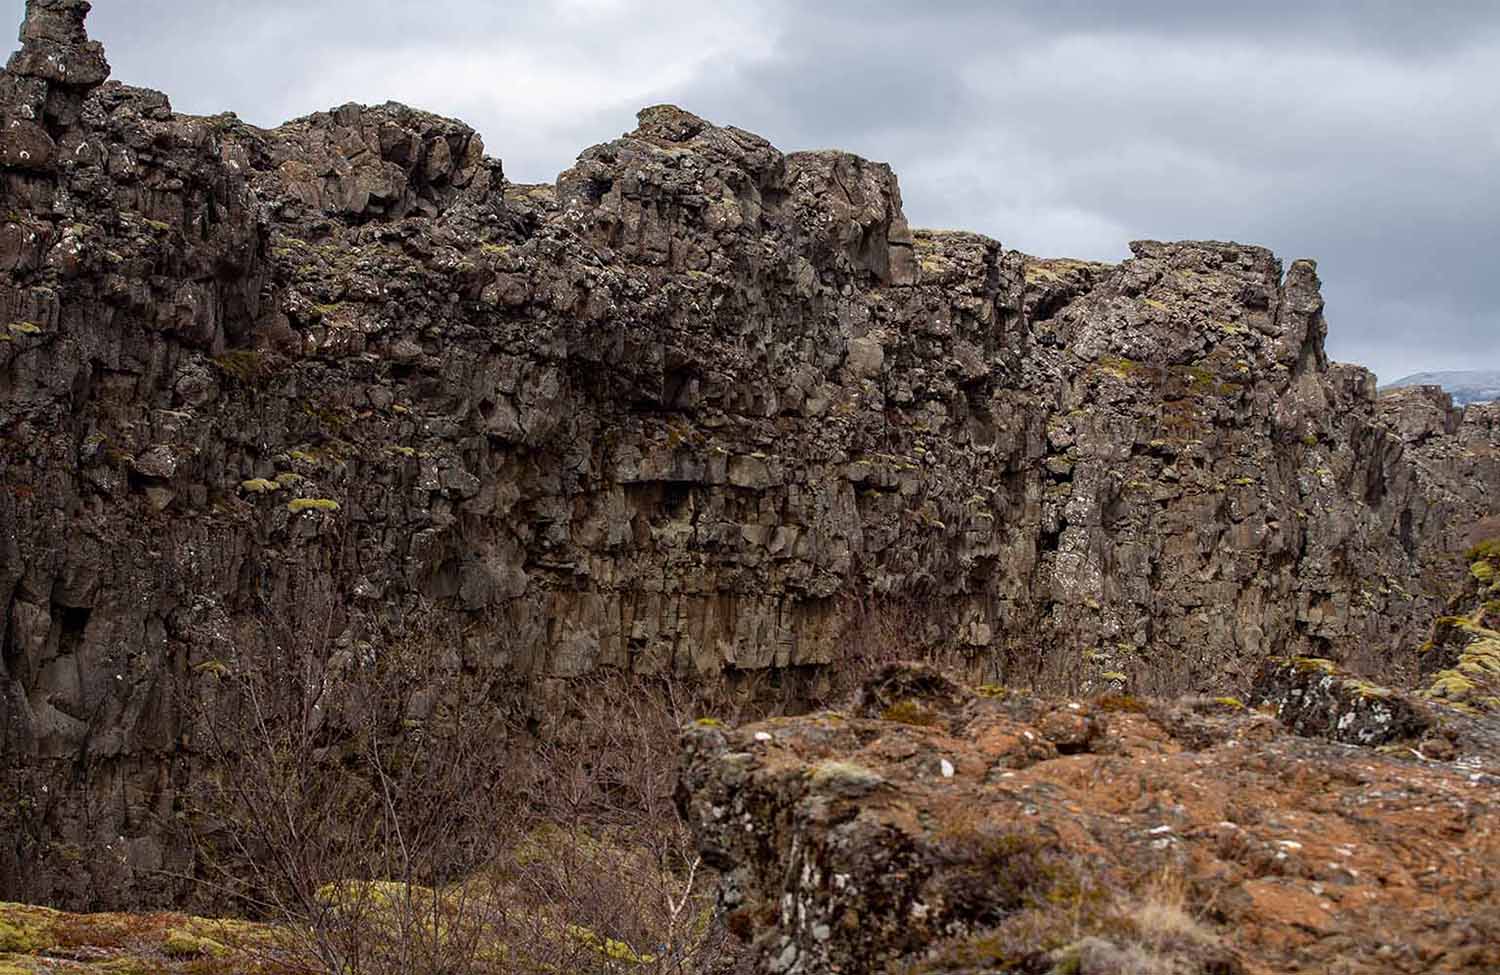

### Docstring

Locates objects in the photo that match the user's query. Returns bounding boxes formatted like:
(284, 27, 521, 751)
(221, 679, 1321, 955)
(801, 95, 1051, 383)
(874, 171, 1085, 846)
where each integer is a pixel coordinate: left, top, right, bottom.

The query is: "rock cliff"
(1, 1, 1497, 906)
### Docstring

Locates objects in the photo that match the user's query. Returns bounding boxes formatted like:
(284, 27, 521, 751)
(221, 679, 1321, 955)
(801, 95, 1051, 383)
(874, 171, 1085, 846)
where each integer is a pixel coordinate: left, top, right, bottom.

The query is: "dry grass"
(1127, 869, 1221, 953)
(898, 864, 1235, 975)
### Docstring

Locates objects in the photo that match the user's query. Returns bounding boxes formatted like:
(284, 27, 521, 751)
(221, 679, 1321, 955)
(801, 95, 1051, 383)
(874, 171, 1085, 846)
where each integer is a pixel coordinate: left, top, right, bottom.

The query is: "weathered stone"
(8, 0, 109, 88)
(1250, 656, 1430, 746)
(681, 665, 1500, 975)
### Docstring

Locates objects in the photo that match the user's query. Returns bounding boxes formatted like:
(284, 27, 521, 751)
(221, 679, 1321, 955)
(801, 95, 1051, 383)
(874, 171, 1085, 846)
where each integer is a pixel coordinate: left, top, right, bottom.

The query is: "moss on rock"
(287, 497, 340, 513)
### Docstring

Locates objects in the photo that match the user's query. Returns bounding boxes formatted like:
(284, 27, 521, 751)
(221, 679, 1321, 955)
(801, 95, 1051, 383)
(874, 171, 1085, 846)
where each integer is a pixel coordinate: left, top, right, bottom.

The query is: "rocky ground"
(680, 663, 1500, 974)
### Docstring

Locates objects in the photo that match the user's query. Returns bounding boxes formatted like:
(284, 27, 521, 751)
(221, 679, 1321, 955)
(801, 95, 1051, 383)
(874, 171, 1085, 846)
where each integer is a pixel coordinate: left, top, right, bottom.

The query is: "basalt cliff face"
(1, 0, 1497, 907)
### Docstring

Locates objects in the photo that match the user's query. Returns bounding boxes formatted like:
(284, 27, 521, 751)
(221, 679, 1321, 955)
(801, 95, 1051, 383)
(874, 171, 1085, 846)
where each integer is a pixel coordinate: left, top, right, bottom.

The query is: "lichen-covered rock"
(1250, 656, 1431, 746)
(3, 2, 1500, 907)
(680, 665, 1500, 974)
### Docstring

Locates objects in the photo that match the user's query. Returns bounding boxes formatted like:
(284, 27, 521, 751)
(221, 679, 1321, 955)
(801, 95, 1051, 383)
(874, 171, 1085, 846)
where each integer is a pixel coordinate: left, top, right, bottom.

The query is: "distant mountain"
(1383, 369, 1500, 406)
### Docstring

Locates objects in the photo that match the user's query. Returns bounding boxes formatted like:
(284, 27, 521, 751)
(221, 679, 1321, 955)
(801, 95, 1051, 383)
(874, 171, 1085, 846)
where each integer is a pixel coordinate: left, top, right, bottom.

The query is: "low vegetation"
(171, 601, 759, 974)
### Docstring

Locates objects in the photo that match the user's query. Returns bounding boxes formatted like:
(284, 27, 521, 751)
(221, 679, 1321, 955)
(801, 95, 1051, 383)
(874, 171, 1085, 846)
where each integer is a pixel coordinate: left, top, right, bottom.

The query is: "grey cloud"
(4, 0, 1496, 380)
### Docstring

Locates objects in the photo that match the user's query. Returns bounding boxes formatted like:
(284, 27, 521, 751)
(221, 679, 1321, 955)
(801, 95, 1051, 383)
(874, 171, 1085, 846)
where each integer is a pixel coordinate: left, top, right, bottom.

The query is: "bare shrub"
(187, 599, 514, 973)
(187, 598, 750, 974)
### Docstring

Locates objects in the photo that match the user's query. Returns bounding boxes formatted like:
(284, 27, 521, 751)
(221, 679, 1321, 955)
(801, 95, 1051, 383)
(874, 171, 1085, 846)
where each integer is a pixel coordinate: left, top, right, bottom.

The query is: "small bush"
(190, 602, 750, 974)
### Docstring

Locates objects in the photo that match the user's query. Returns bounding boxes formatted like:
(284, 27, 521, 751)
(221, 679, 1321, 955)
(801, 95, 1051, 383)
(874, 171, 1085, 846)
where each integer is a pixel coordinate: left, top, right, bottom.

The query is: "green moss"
(1213, 696, 1246, 710)
(272, 472, 302, 488)
(882, 699, 941, 727)
(287, 450, 319, 465)
(0, 905, 56, 953)
(693, 717, 723, 728)
(566, 924, 654, 965)
(287, 498, 340, 513)
(0, 902, 277, 973)
(300, 401, 353, 434)
(1345, 679, 1394, 700)
(7, 322, 41, 336)
(1095, 355, 1147, 380)
(1466, 538, 1500, 563)
(162, 928, 225, 958)
(212, 350, 274, 386)
(1095, 694, 1148, 714)
(920, 254, 949, 276)
(1438, 616, 1500, 639)
(94, 959, 159, 974)
(317, 879, 440, 914)
(509, 824, 615, 872)
(1427, 672, 1477, 697)
(239, 478, 278, 494)
(1052, 951, 1084, 975)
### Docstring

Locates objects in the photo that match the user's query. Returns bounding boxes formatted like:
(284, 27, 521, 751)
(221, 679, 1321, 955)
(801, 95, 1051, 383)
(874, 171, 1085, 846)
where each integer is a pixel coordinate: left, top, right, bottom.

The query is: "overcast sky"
(11, 1, 1498, 382)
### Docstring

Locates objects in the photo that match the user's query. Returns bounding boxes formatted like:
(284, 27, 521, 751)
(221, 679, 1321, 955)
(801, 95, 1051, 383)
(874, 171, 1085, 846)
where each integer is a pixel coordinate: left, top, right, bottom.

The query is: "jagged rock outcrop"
(2, 1, 1498, 906)
(679, 665, 1500, 974)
